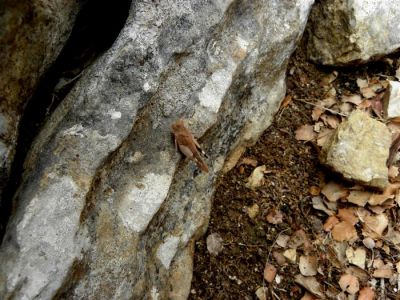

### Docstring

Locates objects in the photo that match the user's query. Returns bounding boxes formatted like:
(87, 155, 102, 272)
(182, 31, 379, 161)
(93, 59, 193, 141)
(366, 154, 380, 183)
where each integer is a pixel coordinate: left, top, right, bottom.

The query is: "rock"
(307, 0, 400, 65)
(0, 0, 82, 200)
(321, 110, 391, 189)
(206, 233, 224, 256)
(383, 81, 400, 119)
(0, 0, 314, 299)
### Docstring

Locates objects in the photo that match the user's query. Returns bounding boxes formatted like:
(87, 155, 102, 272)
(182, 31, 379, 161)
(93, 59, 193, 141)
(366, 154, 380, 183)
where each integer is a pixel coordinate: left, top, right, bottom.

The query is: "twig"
(294, 98, 348, 117)
(266, 228, 291, 263)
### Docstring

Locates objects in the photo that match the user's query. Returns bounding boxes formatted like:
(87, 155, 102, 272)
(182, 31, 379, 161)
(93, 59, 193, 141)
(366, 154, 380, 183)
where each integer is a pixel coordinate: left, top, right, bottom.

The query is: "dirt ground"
(190, 40, 400, 299)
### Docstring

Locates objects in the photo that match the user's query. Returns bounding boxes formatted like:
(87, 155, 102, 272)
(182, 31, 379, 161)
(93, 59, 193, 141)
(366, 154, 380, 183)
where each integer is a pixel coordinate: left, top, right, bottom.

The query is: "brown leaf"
(373, 267, 393, 279)
(323, 216, 340, 232)
(358, 287, 376, 300)
(332, 221, 357, 242)
(272, 251, 286, 265)
(337, 208, 358, 225)
(312, 196, 335, 216)
(280, 94, 293, 108)
(339, 274, 359, 295)
(363, 214, 388, 237)
(299, 255, 318, 276)
(388, 166, 399, 179)
(312, 107, 324, 121)
(246, 165, 266, 189)
(309, 186, 320, 196)
(317, 128, 334, 147)
(295, 275, 325, 298)
(342, 94, 362, 105)
(357, 78, 369, 89)
(321, 181, 348, 202)
(239, 157, 258, 167)
(361, 87, 376, 99)
(347, 190, 371, 207)
(247, 203, 260, 219)
(321, 97, 336, 108)
(295, 125, 316, 141)
(266, 209, 283, 224)
(263, 263, 277, 283)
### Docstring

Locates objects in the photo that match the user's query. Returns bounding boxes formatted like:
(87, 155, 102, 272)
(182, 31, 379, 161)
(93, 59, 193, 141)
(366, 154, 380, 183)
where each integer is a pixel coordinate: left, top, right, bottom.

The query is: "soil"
(190, 39, 400, 299)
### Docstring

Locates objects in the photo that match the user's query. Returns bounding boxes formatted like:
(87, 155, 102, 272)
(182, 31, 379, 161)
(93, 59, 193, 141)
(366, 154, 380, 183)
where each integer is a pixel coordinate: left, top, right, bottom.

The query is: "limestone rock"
(383, 81, 400, 119)
(321, 110, 391, 189)
(0, 0, 314, 299)
(0, 0, 81, 200)
(307, 0, 400, 65)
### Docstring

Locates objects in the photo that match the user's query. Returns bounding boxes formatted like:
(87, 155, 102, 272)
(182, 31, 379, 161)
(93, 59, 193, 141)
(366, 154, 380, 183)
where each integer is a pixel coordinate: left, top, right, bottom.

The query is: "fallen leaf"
(247, 203, 260, 219)
(332, 221, 357, 242)
(347, 190, 371, 207)
(288, 229, 311, 250)
(363, 214, 388, 237)
(321, 181, 348, 202)
(368, 194, 393, 206)
(342, 94, 362, 105)
(345, 266, 369, 284)
(317, 128, 334, 147)
(321, 72, 338, 86)
(276, 234, 290, 248)
(294, 275, 325, 298)
(337, 208, 358, 225)
(283, 249, 297, 263)
(312, 196, 335, 216)
(339, 274, 359, 295)
(206, 233, 224, 256)
(299, 255, 318, 276)
(358, 287, 376, 300)
(357, 78, 369, 89)
(357, 99, 372, 109)
(300, 292, 318, 300)
(280, 94, 293, 108)
(239, 157, 258, 167)
(362, 237, 375, 250)
(246, 165, 266, 189)
(313, 121, 324, 133)
(264, 263, 277, 283)
(388, 166, 399, 178)
(255, 287, 267, 300)
(312, 107, 324, 121)
(295, 125, 316, 141)
(323, 216, 339, 232)
(339, 102, 353, 114)
(396, 66, 400, 81)
(373, 267, 393, 279)
(361, 87, 376, 98)
(266, 209, 283, 224)
(272, 251, 286, 265)
(345, 247, 366, 269)
(321, 97, 336, 108)
(325, 115, 340, 129)
(309, 186, 320, 196)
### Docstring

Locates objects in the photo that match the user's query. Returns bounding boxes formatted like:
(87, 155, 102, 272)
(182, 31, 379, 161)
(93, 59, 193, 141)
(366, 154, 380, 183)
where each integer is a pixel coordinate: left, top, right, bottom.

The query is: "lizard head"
(171, 119, 185, 133)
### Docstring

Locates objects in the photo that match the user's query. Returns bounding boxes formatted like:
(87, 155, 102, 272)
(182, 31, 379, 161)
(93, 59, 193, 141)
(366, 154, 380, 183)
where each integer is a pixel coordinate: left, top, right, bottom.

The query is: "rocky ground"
(190, 41, 400, 299)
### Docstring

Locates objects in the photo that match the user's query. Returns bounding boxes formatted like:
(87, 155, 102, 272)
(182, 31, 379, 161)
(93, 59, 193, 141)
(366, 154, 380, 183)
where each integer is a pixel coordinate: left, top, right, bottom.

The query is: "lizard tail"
(194, 155, 209, 173)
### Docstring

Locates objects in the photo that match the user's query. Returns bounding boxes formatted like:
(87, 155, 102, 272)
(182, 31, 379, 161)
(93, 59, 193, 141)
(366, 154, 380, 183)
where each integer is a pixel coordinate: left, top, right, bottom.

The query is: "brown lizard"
(171, 119, 208, 173)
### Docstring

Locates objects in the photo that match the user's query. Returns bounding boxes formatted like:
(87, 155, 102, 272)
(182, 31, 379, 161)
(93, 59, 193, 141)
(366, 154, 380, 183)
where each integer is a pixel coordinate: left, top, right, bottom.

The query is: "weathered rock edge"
(0, 0, 81, 201)
(0, 1, 314, 299)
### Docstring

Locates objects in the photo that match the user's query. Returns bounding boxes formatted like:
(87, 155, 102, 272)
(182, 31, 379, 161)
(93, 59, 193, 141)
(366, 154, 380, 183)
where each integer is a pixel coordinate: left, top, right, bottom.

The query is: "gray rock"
(0, 0, 314, 299)
(383, 81, 400, 119)
(0, 0, 81, 200)
(321, 110, 391, 189)
(307, 0, 400, 65)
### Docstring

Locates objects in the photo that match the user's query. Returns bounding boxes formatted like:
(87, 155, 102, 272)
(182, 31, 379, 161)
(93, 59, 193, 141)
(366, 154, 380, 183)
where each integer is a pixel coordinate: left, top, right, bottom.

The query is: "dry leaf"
(255, 287, 267, 300)
(295, 275, 325, 298)
(345, 247, 366, 269)
(357, 99, 372, 109)
(357, 78, 369, 89)
(321, 181, 348, 202)
(273, 251, 286, 265)
(342, 94, 362, 105)
(325, 115, 340, 129)
(321, 97, 336, 108)
(363, 214, 388, 237)
(288, 229, 311, 250)
(280, 94, 293, 108)
(295, 125, 316, 141)
(337, 208, 358, 225)
(368, 194, 393, 206)
(246, 165, 266, 189)
(332, 221, 357, 242)
(206, 233, 224, 256)
(339, 274, 359, 295)
(239, 157, 258, 167)
(299, 255, 318, 276)
(323, 216, 340, 232)
(312, 196, 335, 216)
(300, 292, 319, 300)
(264, 263, 277, 283)
(312, 107, 324, 121)
(339, 102, 353, 114)
(283, 249, 297, 263)
(317, 128, 334, 147)
(362, 237, 375, 249)
(358, 287, 376, 300)
(313, 121, 324, 133)
(276, 234, 290, 248)
(247, 203, 259, 219)
(388, 166, 399, 178)
(266, 209, 283, 224)
(373, 267, 393, 278)
(347, 190, 371, 207)
(361, 87, 376, 98)
(309, 186, 320, 196)
(396, 66, 400, 81)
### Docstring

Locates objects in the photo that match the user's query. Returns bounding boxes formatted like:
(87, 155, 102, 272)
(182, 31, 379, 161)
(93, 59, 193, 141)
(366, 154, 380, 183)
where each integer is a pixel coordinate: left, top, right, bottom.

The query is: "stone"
(0, 0, 314, 299)
(0, 0, 82, 200)
(321, 110, 391, 189)
(383, 81, 400, 119)
(307, 0, 400, 65)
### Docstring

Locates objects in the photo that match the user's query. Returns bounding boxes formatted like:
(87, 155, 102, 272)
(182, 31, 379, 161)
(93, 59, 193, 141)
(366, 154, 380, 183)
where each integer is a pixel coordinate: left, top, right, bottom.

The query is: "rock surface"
(383, 81, 400, 119)
(321, 110, 391, 189)
(307, 0, 400, 65)
(0, 0, 314, 299)
(0, 0, 81, 201)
